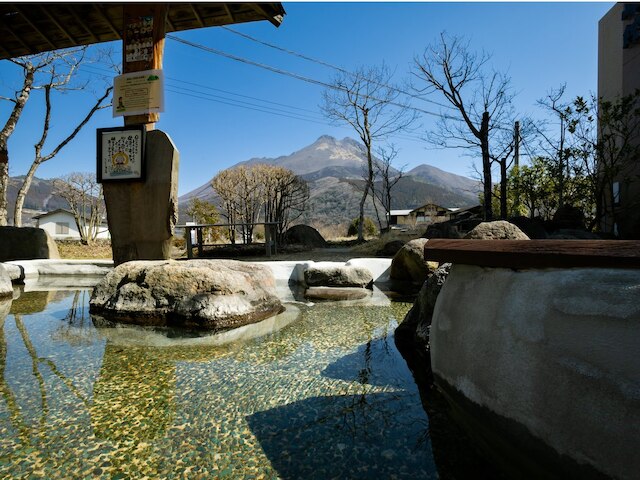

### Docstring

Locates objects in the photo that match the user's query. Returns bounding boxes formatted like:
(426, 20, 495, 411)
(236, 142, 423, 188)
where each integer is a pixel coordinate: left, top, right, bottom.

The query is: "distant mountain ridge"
(179, 135, 481, 227)
(4, 176, 69, 225)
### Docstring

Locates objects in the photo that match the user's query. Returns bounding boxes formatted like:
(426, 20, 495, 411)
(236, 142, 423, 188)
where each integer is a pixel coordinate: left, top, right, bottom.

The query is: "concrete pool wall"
(430, 264, 640, 479)
(5, 258, 392, 284)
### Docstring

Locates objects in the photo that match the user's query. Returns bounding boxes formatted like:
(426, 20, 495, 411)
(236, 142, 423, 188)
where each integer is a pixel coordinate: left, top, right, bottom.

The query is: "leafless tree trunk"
(411, 33, 514, 221)
(13, 85, 111, 226)
(53, 172, 105, 244)
(0, 61, 38, 225)
(322, 64, 417, 241)
(373, 144, 404, 231)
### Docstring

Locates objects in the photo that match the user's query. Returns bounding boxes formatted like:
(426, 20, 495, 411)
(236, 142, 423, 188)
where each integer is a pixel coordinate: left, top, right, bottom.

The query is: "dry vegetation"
(55, 240, 113, 260)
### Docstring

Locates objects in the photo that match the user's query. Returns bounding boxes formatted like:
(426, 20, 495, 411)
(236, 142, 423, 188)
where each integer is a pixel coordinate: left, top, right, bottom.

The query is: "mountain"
(180, 135, 481, 227)
(5, 176, 69, 225)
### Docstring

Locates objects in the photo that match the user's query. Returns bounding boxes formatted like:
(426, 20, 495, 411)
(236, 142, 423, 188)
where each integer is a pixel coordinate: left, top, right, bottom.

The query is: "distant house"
(388, 203, 460, 227)
(33, 209, 110, 240)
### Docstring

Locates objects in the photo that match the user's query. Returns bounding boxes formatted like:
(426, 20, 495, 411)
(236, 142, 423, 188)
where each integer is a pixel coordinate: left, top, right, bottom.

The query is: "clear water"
(0, 289, 438, 479)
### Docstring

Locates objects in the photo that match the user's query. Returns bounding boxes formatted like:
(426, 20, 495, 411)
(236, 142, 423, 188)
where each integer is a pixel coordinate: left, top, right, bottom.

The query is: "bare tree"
(212, 165, 263, 245)
(53, 172, 105, 244)
(260, 164, 309, 242)
(211, 168, 238, 244)
(13, 83, 112, 226)
(0, 53, 59, 225)
(411, 33, 515, 220)
(321, 64, 417, 241)
(372, 144, 405, 231)
(0, 47, 113, 226)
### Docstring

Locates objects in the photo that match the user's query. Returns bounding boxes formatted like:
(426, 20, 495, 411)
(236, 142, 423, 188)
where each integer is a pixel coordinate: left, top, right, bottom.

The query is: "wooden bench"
(423, 239, 640, 269)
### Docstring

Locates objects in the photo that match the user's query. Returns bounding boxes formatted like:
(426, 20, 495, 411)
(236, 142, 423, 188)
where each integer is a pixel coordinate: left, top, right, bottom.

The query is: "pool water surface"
(0, 289, 439, 479)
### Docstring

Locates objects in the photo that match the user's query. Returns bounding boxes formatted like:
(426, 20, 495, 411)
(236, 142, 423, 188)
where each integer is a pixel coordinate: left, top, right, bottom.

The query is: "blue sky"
(0, 2, 614, 195)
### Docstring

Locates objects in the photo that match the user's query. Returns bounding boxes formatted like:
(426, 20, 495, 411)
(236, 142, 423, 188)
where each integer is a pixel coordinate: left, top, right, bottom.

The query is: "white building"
(33, 209, 110, 240)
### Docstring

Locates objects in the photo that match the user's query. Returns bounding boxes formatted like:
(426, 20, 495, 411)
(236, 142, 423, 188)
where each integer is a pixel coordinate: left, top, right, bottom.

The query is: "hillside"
(179, 135, 480, 227)
(4, 176, 69, 225)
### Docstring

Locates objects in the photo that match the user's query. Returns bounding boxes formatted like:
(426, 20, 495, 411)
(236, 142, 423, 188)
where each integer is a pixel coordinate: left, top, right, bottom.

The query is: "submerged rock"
(89, 260, 282, 331)
(304, 286, 371, 301)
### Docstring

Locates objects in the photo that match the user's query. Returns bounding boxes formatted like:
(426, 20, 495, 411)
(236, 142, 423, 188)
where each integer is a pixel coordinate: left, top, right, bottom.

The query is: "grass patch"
(56, 240, 112, 260)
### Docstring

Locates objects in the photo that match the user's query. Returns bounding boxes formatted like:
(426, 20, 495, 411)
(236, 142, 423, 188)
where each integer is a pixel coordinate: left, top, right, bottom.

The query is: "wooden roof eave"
(0, 3, 285, 61)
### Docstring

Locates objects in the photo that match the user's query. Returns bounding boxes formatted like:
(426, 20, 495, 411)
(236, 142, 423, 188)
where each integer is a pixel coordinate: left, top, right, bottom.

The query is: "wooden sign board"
(113, 69, 164, 117)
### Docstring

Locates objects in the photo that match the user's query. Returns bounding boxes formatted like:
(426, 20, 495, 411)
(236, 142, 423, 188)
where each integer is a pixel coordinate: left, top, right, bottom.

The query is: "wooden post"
(122, 4, 167, 128)
(103, 5, 178, 266)
(186, 226, 193, 259)
(196, 228, 203, 258)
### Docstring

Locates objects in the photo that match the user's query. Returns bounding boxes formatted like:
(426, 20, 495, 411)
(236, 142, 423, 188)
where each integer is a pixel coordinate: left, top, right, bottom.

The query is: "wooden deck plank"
(424, 240, 640, 269)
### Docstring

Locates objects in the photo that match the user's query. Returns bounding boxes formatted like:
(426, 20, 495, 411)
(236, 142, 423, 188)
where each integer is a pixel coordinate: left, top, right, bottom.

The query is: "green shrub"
(347, 217, 377, 237)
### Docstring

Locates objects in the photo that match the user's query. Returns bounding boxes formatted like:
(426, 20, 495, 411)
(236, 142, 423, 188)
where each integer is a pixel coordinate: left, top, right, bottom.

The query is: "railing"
(176, 222, 281, 259)
(423, 239, 640, 269)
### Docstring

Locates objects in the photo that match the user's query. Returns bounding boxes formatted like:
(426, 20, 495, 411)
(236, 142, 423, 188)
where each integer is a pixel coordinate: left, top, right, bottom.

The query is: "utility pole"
(513, 121, 521, 213)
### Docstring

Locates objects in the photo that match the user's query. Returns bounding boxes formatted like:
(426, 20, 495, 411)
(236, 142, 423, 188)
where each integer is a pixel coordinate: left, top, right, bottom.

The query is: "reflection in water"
(0, 289, 442, 478)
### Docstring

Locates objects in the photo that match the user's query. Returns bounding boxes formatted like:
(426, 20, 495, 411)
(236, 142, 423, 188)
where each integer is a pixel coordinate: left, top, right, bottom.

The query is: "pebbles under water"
(0, 289, 437, 479)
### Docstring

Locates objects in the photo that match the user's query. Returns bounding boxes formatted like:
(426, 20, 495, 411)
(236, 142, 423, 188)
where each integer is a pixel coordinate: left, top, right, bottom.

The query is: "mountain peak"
(315, 134, 337, 143)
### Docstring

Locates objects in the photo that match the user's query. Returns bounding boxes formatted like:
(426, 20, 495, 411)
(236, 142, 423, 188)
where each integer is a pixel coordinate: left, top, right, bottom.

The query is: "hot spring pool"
(0, 287, 440, 479)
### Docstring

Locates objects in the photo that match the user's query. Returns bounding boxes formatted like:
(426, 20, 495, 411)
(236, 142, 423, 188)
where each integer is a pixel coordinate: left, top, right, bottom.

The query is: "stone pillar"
(103, 130, 179, 265)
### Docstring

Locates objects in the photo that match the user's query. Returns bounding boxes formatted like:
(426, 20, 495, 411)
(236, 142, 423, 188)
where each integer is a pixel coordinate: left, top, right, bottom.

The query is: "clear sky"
(0, 1, 614, 196)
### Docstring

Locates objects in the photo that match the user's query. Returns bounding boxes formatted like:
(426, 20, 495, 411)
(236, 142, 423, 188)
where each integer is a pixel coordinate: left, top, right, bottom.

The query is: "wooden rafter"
(190, 3, 205, 28)
(92, 4, 121, 39)
(66, 5, 98, 43)
(0, 16, 33, 53)
(14, 6, 57, 50)
(223, 4, 236, 23)
(41, 7, 78, 46)
(0, 3, 285, 61)
(249, 3, 283, 28)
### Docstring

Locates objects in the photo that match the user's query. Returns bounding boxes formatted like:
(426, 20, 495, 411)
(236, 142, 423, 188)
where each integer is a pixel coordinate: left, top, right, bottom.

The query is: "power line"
(84, 59, 430, 143)
(221, 26, 457, 112)
(166, 34, 461, 121)
(165, 87, 329, 125)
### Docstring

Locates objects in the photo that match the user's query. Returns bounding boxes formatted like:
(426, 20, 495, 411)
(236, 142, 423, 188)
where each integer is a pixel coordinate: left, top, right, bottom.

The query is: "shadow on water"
(246, 391, 436, 479)
(321, 335, 411, 388)
(247, 328, 438, 479)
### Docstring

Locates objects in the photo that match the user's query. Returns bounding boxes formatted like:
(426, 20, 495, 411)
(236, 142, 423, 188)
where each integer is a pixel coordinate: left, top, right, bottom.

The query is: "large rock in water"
(390, 238, 438, 284)
(89, 260, 282, 331)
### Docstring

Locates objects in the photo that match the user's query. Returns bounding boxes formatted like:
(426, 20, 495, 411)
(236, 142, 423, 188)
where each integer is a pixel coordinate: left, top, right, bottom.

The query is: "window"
(55, 222, 69, 235)
(613, 181, 621, 206)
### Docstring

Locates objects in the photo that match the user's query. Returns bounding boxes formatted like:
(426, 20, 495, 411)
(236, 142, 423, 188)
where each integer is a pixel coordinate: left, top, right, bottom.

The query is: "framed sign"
(113, 69, 164, 117)
(96, 126, 146, 182)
